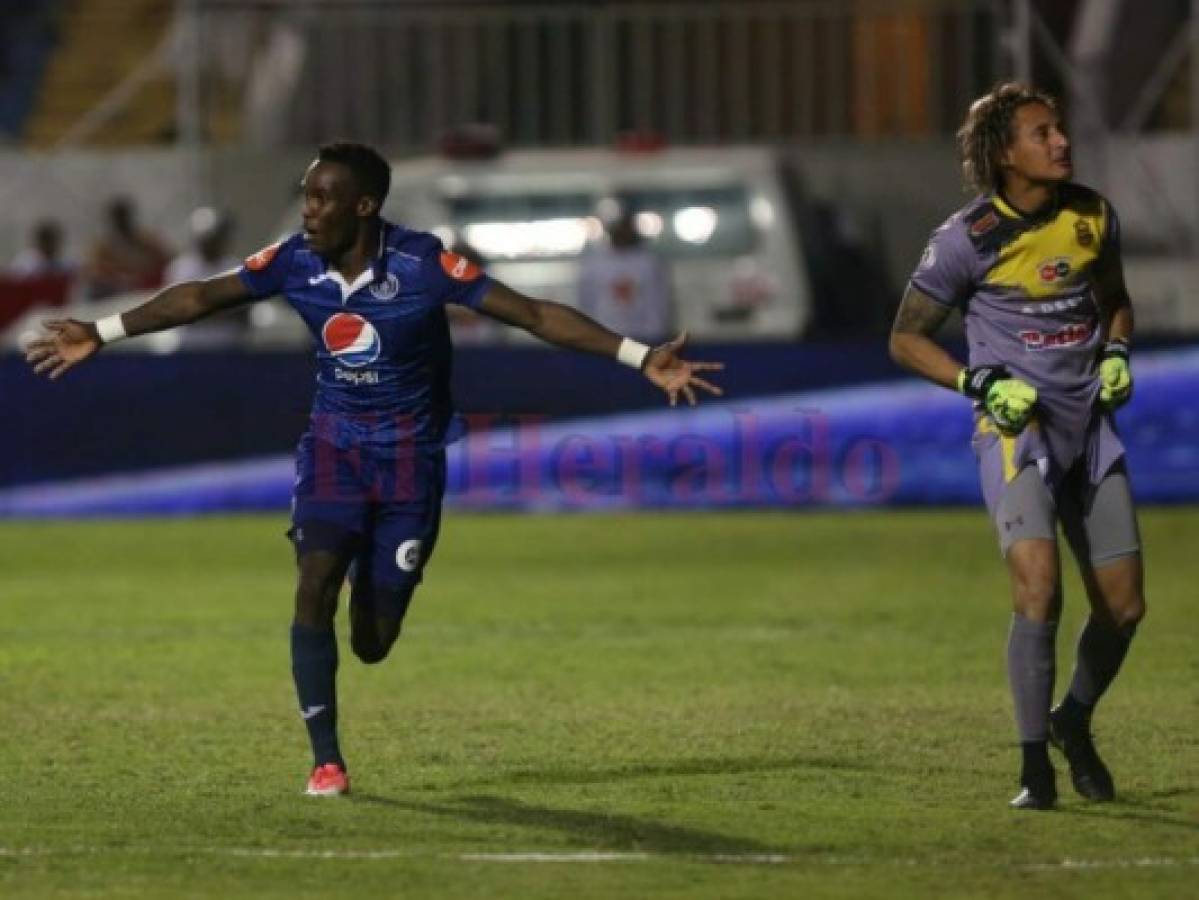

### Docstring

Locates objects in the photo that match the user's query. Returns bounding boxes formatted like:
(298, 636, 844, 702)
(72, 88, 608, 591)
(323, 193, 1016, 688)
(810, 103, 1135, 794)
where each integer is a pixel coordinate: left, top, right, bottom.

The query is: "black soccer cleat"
(1009, 767, 1057, 811)
(1009, 785, 1056, 810)
(1049, 705, 1115, 801)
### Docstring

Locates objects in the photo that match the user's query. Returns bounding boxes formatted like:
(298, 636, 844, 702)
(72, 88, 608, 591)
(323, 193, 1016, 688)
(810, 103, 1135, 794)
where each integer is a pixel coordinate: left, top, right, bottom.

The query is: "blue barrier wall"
(4, 348, 1197, 516)
(2, 341, 910, 487)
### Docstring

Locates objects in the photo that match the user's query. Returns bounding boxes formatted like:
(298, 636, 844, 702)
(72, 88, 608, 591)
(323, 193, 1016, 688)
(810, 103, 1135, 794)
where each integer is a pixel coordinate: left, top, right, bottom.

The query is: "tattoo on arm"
(892, 288, 953, 337)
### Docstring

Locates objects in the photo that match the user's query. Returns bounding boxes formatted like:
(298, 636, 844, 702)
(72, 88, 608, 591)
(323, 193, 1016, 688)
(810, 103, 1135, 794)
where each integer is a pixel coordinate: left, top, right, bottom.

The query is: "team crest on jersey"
(439, 250, 481, 282)
(369, 273, 400, 300)
(322, 312, 381, 367)
(1037, 257, 1072, 284)
(1074, 219, 1095, 247)
(245, 242, 281, 271)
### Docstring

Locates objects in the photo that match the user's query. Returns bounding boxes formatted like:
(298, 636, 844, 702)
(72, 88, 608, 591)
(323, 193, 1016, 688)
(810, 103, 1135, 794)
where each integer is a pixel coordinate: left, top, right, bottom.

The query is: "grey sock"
(1007, 614, 1058, 742)
(1067, 615, 1135, 708)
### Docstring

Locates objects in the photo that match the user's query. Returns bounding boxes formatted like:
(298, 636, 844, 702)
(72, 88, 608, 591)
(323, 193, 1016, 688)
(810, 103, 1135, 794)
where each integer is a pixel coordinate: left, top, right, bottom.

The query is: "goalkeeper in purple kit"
(889, 84, 1144, 809)
(25, 142, 724, 796)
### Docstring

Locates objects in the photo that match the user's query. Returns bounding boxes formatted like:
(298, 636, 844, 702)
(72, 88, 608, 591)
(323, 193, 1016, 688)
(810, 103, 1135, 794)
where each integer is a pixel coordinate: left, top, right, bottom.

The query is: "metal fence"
(184, 0, 1005, 149)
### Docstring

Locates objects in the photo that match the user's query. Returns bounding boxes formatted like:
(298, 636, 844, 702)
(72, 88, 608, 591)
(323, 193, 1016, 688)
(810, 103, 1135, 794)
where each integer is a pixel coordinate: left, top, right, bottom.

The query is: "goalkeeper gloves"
(957, 365, 1038, 434)
(1098, 339, 1132, 411)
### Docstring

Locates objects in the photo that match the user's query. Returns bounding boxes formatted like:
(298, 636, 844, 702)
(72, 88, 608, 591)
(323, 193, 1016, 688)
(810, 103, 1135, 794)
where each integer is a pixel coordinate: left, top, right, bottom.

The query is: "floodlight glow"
(750, 196, 775, 229)
(464, 217, 592, 259)
(673, 206, 718, 244)
(634, 211, 664, 238)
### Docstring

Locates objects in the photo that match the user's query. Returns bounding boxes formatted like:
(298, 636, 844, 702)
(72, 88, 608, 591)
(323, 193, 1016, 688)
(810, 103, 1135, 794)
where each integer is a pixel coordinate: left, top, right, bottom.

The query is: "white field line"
(3, 846, 1199, 870)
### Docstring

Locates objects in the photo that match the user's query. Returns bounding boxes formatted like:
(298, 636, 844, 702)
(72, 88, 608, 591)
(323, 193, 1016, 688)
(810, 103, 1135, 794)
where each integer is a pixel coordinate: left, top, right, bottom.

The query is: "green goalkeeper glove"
(957, 365, 1038, 434)
(1098, 339, 1132, 411)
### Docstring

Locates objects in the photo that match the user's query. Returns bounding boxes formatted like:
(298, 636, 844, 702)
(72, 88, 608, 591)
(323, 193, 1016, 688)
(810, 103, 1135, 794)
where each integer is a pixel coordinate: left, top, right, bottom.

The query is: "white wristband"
(95, 315, 127, 344)
(617, 337, 651, 370)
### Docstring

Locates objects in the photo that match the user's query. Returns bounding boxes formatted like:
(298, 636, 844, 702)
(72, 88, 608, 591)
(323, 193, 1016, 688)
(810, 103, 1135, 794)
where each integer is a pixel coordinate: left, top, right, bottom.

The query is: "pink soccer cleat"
(305, 763, 350, 796)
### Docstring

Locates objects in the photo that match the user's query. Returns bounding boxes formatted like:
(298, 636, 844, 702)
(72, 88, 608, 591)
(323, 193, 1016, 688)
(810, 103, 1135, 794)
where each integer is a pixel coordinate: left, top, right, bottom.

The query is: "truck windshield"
(445, 185, 756, 262)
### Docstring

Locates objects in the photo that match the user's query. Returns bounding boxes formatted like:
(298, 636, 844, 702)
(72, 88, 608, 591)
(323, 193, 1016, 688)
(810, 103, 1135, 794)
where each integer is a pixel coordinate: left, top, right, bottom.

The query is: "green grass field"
(2, 510, 1196, 899)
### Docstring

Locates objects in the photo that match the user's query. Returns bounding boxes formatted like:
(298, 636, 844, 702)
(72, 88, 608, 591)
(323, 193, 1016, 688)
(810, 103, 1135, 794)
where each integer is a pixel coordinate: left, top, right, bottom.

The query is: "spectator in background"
(1, 219, 75, 331)
(577, 210, 672, 343)
(167, 206, 249, 348)
(165, 207, 239, 284)
(8, 219, 75, 278)
(86, 196, 172, 300)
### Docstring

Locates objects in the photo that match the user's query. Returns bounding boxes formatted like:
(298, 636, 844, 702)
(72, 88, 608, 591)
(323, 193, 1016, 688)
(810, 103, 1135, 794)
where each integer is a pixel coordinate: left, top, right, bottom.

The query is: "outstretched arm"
(888, 285, 961, 389)
(25, 272, 254, 379)
(477, 280, 723, 406)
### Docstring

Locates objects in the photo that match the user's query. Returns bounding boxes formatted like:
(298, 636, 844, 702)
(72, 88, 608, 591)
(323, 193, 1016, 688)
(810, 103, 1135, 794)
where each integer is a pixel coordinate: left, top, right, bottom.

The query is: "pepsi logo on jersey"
(322, 312, 381, 367)
(969, 210, 1000, 237)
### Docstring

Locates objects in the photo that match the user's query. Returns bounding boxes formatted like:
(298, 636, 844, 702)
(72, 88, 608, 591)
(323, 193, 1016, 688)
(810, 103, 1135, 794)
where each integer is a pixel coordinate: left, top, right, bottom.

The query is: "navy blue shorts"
(288, 434, 446, 618)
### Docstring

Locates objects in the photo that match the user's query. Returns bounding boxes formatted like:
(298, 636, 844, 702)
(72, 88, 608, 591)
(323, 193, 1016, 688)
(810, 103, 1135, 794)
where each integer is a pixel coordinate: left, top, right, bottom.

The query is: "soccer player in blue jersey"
(25, 142, 724, 797)
(889, 85, 1145, 809)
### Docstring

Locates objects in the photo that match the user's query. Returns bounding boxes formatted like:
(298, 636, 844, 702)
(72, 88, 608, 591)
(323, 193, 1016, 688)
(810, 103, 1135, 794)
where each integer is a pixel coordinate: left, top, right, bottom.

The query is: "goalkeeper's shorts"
(981, 460, 1140, 565)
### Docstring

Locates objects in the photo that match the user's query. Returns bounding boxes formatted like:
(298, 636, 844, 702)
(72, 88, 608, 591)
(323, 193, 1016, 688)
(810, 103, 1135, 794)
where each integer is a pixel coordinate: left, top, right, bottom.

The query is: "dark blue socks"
(290, 623, 343, 768)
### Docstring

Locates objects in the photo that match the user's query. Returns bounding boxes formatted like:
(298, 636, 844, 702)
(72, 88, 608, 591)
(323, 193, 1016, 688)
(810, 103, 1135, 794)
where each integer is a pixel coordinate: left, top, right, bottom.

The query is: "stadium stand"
(24, 0, 174, 147)
(0, 5, 61, 140)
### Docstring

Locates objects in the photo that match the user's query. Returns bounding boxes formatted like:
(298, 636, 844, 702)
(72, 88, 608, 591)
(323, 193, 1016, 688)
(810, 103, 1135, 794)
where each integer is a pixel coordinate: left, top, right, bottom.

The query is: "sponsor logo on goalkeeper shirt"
(1037, 257, 1072, 284)
(1020, 296, 1087, 315)
(322, 312, 381, 367)
(1019, 322, 1092, 351)
(969, 210, 1000, 237)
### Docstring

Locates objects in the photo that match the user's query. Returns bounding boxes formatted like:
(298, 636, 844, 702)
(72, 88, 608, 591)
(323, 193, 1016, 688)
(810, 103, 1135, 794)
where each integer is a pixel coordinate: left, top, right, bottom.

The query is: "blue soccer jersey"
(238, 221, 491, 450)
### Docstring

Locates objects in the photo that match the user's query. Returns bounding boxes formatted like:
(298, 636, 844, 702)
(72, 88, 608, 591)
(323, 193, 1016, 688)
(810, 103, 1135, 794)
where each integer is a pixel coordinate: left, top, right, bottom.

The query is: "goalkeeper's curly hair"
(958, 82, 1060, 194)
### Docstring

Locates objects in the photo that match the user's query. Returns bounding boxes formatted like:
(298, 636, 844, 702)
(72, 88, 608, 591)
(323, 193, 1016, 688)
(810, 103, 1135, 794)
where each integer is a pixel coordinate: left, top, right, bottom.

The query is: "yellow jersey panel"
(983, 193, 1106, 299)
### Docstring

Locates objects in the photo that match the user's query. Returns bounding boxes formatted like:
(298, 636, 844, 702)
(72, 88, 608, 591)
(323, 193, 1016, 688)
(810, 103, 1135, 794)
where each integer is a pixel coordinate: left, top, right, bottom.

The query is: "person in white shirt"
(577, 211, 673, 343)
(9, 220, 76, 278)
(165, 207, 247, 347)
(165, 207, 240, 285)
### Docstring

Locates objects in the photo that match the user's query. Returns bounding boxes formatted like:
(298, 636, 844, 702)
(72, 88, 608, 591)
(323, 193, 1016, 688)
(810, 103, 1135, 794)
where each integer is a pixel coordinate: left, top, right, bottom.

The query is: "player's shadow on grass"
(1057, 798, 1199, 833)
(353, 793, 785, 856)
(452, 752, 871, 788)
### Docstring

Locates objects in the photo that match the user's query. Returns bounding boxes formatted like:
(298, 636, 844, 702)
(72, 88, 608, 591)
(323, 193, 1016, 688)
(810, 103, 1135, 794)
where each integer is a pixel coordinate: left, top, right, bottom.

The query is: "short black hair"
(317, 141, 391, 207)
